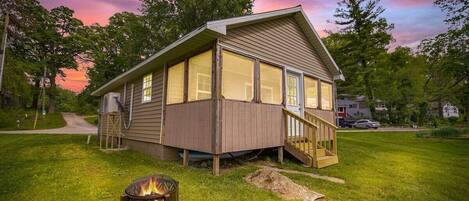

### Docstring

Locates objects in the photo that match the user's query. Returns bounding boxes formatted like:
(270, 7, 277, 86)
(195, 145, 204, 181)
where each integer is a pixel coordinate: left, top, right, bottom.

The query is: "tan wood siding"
(221, 100, 284, 153)
(163, 100, 213, 153)
(305, 108, 335, 124)
(219, 17, 333, 81)
(118, 68, 164, 143)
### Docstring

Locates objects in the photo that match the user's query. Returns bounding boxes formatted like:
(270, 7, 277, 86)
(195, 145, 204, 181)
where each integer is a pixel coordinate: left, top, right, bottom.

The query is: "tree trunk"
(363, 68, 376, 119)
(437, 101, 443, 119)
(32, 79, 40, 109)
(48, 74, 56, 113)
(464, 106, 469, 122)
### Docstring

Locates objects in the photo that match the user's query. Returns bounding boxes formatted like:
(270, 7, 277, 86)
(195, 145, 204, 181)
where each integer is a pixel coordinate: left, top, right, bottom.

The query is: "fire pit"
(121, 175, 178, 201)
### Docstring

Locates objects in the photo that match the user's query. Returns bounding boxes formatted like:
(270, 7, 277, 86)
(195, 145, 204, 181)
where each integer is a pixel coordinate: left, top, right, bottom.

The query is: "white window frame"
(196, 73, 211, 100)
(142, 73, 152, 103)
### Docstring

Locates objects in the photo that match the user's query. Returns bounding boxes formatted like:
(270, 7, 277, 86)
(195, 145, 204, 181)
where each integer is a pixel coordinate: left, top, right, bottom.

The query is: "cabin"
(91, 6, 344, 175)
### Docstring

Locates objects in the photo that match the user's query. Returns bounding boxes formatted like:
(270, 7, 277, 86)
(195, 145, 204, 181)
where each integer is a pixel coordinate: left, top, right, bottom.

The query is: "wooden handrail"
(304, 111, 337, 155)
(304, 111, 338, 128)
(283, 108, 318, 162)
(282, 108, 318, 128)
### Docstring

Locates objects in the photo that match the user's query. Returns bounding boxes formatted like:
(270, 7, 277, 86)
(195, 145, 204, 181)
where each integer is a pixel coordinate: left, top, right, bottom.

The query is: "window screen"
(304, 76, 318, 108)
(166, 62, 184, 104)
(321, 82, 333, 110)
(287, 75, 299, 106)
(142, 73, 152, 103)
(188, 50, 212, 101)
(222, 51, 254, 101)
(260, 63, 282, 104)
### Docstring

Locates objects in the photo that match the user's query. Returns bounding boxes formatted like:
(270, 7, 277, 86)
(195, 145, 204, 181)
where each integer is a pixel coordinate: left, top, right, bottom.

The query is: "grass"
(0, 110, 66, 130)
(281, 132, 469, 201)
(0, 135, 280, 201)
(84, 116, 98, 125)
(0, 132, 468, 201)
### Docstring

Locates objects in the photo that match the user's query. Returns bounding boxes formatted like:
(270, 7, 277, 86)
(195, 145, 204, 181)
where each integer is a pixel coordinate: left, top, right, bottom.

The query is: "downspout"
(122, 82, 134, 129)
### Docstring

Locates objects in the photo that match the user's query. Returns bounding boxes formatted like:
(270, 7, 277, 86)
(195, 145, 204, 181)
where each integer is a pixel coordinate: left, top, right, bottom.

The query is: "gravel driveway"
(0, 113, 97, 134)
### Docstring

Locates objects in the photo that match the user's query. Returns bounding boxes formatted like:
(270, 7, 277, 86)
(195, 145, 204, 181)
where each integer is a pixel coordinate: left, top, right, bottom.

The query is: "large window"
(304, 76, 318, 108)
(222, 51, 254, 101)
(142, 73, 152, 103)
(321, 82, 333, 110)
(188, 50, 212, 101)
(260, 63, 283, 104)
(166, 62, 184, 104)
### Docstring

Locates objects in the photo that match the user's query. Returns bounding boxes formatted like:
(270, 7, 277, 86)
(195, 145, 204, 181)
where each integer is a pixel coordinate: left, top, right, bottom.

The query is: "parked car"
(339, 119, 356, 128)
(352, 119, 380, 129)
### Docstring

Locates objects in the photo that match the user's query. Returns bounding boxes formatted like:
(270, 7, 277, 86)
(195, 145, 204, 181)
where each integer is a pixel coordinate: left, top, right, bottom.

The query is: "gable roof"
(92, 6, 344, 96)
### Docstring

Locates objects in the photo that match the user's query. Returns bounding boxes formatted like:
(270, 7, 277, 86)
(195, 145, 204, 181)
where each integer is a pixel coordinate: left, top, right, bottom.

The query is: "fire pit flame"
(138, 176, 164, 196)
(122, 175, 178, 201)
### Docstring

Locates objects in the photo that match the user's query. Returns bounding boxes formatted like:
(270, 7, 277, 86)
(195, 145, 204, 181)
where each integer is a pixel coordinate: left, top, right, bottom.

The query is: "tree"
(44, 6, 87, 113)
(374, 47, 426, 124)
(419, 0, 468, 121)
(85, 0, 254, 93)
(86, 12, 149, 92)
(1, 2, 87, 112)
(0, 0, 46, 108)
(325, 0, 394, 118)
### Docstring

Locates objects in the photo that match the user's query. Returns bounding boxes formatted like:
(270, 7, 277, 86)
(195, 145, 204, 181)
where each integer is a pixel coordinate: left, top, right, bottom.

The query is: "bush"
(417, 127, 462, 138)
(447, 117, 459, 125)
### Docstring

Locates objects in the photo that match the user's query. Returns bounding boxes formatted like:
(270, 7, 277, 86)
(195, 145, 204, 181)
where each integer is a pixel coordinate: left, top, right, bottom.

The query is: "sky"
(39, 0, 448, 93)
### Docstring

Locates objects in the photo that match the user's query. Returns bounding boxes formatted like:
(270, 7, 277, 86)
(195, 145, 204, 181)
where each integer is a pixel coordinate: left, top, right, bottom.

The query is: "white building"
(443, 103, 459, 118)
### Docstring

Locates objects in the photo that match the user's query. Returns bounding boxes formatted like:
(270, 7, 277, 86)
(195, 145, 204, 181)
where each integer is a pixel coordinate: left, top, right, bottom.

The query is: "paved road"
(0, 113, 97, 134)
(338, 127, 424, 133)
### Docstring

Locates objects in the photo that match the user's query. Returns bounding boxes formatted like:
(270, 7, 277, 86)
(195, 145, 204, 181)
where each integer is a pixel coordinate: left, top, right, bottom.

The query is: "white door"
(286, 72, 303, 137)
(286, 73, 302, 115)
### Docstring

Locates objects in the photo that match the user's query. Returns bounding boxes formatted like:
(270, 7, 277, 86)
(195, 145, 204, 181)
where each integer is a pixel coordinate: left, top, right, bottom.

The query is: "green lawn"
(84, 116, 98, 125)
(0, 133, 468, 201)
(0, 111, 66, 130)
(281, 132, 469, 201)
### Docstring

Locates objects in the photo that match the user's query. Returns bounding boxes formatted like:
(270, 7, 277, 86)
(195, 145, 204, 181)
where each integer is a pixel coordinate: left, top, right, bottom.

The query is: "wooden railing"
(304, 111, 338, 155)
(283, 108, 318, 159)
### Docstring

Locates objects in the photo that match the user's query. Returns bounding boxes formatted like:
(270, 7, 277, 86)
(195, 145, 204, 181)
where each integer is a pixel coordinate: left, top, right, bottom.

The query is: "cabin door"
(286, 72, 304, 137)
(286, 72, 303, 115)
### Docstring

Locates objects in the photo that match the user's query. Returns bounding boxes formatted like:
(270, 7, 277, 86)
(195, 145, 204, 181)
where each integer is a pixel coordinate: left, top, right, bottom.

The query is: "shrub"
(447, 117, 459, 125)
(417, 127, 462, 138)
(431, 127, 461, 137)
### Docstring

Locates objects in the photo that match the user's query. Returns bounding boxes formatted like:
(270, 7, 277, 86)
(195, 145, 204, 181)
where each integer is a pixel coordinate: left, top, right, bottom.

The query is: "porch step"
(284, 143, 313, 167)
(286, 142, 338, 168)
(293, 143, 326, 157)
(317, 155, 339, 168)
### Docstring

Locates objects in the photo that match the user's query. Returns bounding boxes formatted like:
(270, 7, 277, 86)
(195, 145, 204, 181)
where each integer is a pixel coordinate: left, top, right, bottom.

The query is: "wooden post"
(183, 149, 189, 167)
(278, 147, 284, 164)
(212, 154, 220, 176)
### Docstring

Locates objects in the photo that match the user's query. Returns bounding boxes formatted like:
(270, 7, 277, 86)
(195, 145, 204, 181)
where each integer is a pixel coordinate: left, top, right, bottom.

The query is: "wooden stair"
(282, 109, 339, 169)
(286, 141, 338, 168)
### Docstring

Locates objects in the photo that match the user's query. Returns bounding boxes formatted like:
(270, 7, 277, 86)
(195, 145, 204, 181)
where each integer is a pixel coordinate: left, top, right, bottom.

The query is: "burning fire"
(137, 176, 164, 196)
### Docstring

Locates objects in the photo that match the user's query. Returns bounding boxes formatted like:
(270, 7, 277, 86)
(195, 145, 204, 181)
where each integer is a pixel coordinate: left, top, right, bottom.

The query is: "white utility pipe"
(123, 83, 134, 129)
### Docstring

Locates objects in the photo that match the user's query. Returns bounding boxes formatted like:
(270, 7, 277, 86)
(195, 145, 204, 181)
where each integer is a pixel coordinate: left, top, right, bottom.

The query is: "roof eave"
(91, 25, 220, 96)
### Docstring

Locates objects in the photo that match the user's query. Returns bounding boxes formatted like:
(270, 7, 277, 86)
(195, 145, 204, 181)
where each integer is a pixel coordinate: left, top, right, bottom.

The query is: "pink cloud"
(40, 0, 140, 25)
(55, 61, 93, 93)
(386, 0, 433, 8)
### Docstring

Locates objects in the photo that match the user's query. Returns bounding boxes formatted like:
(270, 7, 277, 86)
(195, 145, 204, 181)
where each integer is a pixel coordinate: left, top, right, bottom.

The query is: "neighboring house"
(336, 96, 372, 119)
(336, 95, 388, 120)
(443, 103, 459, 118)
(428, 102, 460, 119)
(92, 6, 344, 175)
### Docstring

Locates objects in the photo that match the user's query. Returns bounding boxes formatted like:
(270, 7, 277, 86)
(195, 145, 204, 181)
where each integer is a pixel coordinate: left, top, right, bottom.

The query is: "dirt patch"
(245, 168, 325, 201)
